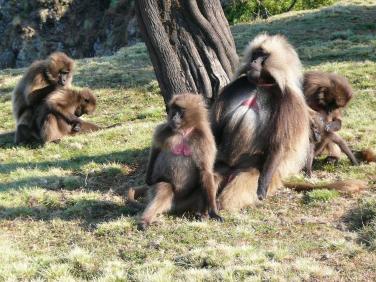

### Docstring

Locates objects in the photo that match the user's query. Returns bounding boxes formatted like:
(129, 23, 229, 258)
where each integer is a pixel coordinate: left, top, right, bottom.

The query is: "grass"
(0, 0, 375, 280)
(304, 189, 340, 204)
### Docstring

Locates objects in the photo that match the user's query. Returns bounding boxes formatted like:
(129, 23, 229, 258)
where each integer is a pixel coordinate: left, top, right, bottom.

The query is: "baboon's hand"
(324, 156, 339, 164)
(324, 120, 341, 132)
(209, 210, 224, 222)
(257, 185, 267, 200)
(72, 123, 81, 132)
(137, 220, 149, 231)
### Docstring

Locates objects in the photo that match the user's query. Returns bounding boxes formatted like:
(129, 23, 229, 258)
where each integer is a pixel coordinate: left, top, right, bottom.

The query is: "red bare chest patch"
(171, 128, 194, 157)
(171, 142, 192, 156)
(242, 95, 259, 111)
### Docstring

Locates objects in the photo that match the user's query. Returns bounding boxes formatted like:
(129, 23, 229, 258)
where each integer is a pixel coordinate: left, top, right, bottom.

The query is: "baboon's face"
(168, 104, 185, 131)
(246, 48, 268, 83)
(75, 91, 96, 116)
(57, 69, 70, 86)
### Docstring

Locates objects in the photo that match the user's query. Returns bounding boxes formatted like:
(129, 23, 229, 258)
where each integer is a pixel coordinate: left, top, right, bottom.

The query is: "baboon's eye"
(84, 98, 90, 103)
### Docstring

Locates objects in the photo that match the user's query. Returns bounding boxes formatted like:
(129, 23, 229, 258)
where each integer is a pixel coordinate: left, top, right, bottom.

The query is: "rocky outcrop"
(0, 0, 140, 68)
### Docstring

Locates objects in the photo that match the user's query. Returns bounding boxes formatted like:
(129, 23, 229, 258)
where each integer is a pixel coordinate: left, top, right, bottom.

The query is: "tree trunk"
(135, 0, 238, 106)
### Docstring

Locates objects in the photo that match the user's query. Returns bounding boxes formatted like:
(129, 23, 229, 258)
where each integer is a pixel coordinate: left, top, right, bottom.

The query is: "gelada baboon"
(129, 93, 222, 229)
(306, 109, 358, 177)
(303, 71, 353, 163)
(211, 34, 366, 211)
(358, 148, 376, 163)
(34, 88, 100, 143)
(211, 33, 310, 210)
(12, 52, 75, 144)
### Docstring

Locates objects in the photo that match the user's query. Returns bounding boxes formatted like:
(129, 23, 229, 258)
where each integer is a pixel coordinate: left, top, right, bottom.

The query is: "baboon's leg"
(139, 182, 174, 229)
(15, 110, 34, 144)
(331, 132, 359, 165)
(76, 121, 101, 133)
(42, 114, 64, 143)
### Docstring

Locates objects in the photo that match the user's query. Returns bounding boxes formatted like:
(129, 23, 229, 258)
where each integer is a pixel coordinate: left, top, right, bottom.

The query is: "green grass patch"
(304, 189, 340, 204)
(0, 0, 376, 280)
(347, 198, 376, 249)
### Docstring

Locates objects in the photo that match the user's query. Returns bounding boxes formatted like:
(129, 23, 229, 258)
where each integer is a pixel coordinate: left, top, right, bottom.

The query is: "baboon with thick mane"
(211, 33, 310, 210)
(211, 34, 366, 211)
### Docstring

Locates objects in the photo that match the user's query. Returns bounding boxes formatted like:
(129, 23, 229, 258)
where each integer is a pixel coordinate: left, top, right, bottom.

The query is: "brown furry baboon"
(304, 71, 353, 112)
(355, 148, 376, 163)
(34, 88, 100, 143)
(303, 71, 353, 163)
(306, 109, 358, 176)
(12, 52, 75, 144)
(211, 33, 310, 209)
(211, 34, 366, 211)
(130, 93, 221, 229)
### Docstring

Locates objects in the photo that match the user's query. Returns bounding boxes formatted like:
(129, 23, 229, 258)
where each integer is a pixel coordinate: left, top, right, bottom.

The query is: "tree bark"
(135, 0, 238, 106)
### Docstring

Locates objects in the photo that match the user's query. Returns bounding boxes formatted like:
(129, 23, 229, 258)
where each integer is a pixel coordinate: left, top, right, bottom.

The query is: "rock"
(0, 0, 141, 68)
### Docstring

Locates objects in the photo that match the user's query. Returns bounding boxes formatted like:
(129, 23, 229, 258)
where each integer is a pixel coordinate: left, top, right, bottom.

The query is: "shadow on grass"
(0, 147, 149, 191)
(0, 199, 141, 225)
(0, 131, 15, 148)
(0, 88, 13, 102)
(232, 4, 376, 66)
(343, 197, 376, 249)
(0, 131, 44, 149)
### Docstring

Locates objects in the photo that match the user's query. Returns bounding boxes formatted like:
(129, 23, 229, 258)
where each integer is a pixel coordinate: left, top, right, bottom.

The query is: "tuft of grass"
(348, 198, 376, 228)
(347, 198, 376, 249)
(358, 219, 376, 250)
(304, 189, 340, 203)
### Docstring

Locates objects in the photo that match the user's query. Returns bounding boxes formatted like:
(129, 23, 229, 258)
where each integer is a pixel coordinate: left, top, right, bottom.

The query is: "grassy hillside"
(0, 0, 375, 280)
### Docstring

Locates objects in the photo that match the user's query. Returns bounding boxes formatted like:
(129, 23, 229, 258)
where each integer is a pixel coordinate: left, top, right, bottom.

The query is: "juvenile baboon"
(12, 52, 75, 144)
(34, 88, 100, 143)
(130, 93, 222, 229)
(306, 109, 358, 176)
(304, 71, 353, 113)
(303, 71, 353, 163)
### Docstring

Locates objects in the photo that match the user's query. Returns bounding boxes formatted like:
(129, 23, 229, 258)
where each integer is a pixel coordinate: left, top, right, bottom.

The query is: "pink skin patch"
(171, 142, 192, 156)
(242, 95, 259, 111)
(171, 127, 194, 157)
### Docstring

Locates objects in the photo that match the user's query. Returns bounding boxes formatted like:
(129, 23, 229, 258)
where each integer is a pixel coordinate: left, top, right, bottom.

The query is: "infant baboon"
(304, 71, 353, 163)
(34, 88, 100, 143)
(307, 110, 358, 176)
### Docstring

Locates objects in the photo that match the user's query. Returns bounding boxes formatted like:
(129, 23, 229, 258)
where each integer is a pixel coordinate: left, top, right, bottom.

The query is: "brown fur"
(131, 93, 221, 229)
(358, 148, 376, 163)
(304, 71, 353, 161)
(34, 88, 100, 143)
(306, 110, 358, 176)
(12, 52, 75, 144)
(304, 71, 353, 111)
(284, 180, 367, 194)
(211, 33, 310, 210)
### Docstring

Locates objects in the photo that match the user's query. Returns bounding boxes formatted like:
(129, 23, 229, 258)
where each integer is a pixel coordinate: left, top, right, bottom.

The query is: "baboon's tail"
(283, 179, 367, 193)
